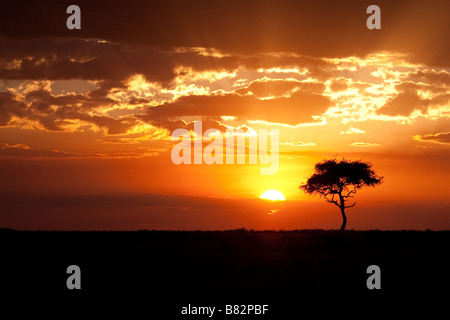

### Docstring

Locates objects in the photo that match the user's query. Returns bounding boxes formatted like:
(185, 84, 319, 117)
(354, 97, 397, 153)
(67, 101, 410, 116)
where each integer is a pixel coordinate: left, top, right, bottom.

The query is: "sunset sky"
(0, 0, 449, 230)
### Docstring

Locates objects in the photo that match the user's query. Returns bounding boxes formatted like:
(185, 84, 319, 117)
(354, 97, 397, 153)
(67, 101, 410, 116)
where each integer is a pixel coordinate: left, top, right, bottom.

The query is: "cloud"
(350, 142, 380, 147)
(406, 69, 450, 86)
(329, 78, 348, 92)
(0, 91, 27, 125)
(0, 80, 143, 134)
(0, 143, 30, 150)
(377, 87, 427, 117)
(376, 82, 450, 117)
(414, 132, 450, 144)
(1, 46, 448, 140)
(0, 142, 156, 159)
(27, 93, 141, 134)
(0, 1, 448, 67)
(280, 141, 316, 147)
(340, 127, 365, 135)
(0, 37, 342, 89)
(0, 143, 81, 158)
(236, 78, 324, 98)
(0, 4, 448, 144)
(0, 38, 178, 86)
(140, 91, 330, 131)
(0, 192, 296, 230)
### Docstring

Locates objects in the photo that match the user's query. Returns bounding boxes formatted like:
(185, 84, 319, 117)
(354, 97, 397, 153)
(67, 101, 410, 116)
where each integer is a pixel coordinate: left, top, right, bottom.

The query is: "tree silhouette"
(300, 159, 383, 230)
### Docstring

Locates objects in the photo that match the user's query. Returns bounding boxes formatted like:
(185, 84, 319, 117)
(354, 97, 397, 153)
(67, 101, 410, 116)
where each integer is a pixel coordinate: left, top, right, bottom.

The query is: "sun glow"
(260, 190, 286, 201)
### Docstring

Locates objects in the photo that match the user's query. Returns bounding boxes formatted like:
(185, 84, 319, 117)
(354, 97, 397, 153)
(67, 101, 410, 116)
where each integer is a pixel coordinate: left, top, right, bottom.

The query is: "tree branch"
(345, 202, 356, 209)
(324, 193, 340, 207)
(342, 189, 356, 199)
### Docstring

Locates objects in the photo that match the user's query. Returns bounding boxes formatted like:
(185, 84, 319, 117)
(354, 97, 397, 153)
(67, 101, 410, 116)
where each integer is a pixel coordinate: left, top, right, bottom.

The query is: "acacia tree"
(300, 159, 383, 231)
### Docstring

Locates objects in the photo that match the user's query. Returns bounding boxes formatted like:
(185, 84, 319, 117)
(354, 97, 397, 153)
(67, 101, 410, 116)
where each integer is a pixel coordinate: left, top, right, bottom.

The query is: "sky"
(0, 0, 449, 230)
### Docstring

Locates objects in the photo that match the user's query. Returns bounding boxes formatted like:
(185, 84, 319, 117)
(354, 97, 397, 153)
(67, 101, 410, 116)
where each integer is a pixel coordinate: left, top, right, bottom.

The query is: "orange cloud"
(414, 132, 450, 144)
(350, 142, 380, 147)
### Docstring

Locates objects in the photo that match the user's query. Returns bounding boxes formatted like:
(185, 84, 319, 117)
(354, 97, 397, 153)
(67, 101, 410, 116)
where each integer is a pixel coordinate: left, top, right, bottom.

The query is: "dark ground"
(1, 229, 449, 317)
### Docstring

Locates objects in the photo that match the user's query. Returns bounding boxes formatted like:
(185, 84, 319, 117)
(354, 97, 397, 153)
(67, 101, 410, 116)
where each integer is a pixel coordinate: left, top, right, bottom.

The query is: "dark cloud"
(406, 70, 450, 87)
(0, 192, 285, 230)
(377, 82, 450, 116)
(0, 38, 336, 134)
(151, 118, 229, 133)
(0, 86, 138, 133)
(26, 89, 114, 108)
(0, 0, 448, 67)
(0, 143, 148, 158)
(141, 91, 330, 130)
(329, 78, 348, 92)
(0, 143, 79, 158)
(35, 106, 136, 134)
(0, 92, 27, 125)
(377, 90, 428, 116)
(0, 1, 448, 136)
(236, 79, 324, 98)
(23, 88, 135, 133)
(0, 38, 177, 85)
(88, 80, 126, 98)
(0, 37, 339, 90)
(416, 132, 450, 144)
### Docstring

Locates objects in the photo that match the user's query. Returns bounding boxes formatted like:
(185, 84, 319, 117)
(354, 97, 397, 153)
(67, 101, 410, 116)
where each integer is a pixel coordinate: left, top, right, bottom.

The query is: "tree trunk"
(340, 207, 347, 231)
(338, 191, 347, 231)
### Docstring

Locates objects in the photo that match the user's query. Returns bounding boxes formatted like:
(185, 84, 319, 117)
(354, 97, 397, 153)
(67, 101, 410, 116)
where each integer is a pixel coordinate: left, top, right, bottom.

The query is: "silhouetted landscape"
(2, 229, 449, 317)
(1, 1, 449, 318)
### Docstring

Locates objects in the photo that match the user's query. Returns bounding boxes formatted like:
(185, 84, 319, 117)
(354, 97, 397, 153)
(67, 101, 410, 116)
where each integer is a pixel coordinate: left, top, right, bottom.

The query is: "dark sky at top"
(0, 0, 448, 66)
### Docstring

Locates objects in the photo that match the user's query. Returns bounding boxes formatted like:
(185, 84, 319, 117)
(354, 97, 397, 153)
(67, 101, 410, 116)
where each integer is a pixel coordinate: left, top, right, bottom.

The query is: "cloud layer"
(0, 1, 449, 157)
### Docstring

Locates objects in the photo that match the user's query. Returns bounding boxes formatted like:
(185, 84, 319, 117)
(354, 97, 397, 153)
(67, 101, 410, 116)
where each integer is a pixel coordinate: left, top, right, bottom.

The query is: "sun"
(260, 190, 286, 201)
